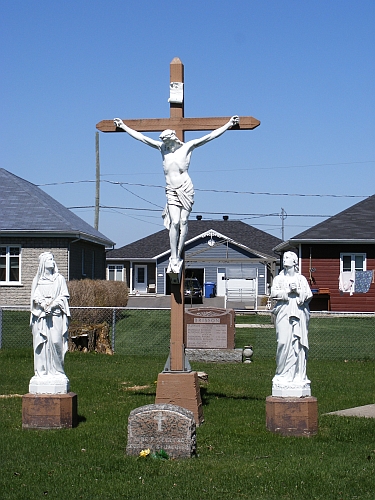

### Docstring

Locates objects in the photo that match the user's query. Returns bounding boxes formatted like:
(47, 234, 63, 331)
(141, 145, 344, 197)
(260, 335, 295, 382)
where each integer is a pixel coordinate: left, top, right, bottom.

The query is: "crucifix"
(97, 57, 260, 424)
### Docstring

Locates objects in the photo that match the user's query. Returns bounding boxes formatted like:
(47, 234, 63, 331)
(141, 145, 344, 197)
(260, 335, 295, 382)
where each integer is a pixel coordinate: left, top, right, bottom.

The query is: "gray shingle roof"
(107, 219, 282, 259)
(0, 168, 113, 246)
(289, 195, 375, 241)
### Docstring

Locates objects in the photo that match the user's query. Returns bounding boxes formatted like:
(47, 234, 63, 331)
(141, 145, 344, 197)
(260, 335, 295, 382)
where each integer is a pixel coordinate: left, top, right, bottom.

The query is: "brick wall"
(0, 237, 69, 306)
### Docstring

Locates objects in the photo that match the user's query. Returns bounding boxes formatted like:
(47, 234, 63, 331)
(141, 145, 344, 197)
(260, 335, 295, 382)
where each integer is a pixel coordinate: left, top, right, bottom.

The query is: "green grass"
(113, 309, 171, 356)
(1, 349, 375, 499)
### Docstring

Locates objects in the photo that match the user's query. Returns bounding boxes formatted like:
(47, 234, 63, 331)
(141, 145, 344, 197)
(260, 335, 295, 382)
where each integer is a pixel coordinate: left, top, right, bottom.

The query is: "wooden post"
(169, 58, 185, 372)
(94, 132, 100, 230)
(170, 277, 185, 371)
(169, 57, 184, 127)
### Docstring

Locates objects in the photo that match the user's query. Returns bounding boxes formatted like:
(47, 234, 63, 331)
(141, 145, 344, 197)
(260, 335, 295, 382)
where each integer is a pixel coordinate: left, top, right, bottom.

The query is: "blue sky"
(1, 1, 374, 247)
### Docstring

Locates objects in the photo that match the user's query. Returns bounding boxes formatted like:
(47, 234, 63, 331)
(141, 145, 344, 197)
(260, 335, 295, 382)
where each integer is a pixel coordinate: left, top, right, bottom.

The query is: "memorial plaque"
(126, 404, 196, 458)
(184, 308, 235, 349)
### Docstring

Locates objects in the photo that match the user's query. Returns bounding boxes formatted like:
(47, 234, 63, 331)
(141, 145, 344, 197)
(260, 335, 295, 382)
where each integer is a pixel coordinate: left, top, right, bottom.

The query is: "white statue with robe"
(114, 116, 239, 275)
(270, 251, 313, 397)
(29, 252, 71, 394)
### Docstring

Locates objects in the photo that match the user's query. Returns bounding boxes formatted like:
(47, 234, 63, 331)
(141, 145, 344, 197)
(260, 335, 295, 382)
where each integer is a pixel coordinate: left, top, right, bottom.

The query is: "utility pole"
(94, 131, 100, 230)
(280, 208, 287, 241)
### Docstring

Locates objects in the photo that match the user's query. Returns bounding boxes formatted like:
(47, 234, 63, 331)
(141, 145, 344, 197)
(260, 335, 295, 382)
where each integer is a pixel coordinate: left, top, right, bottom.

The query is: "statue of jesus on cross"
(114, 115, 239, 274)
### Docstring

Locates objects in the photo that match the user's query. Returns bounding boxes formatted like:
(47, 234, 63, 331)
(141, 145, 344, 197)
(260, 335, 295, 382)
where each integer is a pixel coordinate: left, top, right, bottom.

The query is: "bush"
(68, 279, 129, 307)
(68, 279, 129, 325)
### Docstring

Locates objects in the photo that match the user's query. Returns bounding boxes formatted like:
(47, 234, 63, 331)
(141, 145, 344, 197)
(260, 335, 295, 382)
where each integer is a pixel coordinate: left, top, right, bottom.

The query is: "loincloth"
(162, 178, 194, 229)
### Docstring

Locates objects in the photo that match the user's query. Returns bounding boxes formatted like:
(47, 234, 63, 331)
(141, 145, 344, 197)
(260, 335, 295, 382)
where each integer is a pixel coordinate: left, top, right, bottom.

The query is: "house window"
(107, 265, 124, 281)
(0, 246, 21, 283)
(340, 253, 366, 273)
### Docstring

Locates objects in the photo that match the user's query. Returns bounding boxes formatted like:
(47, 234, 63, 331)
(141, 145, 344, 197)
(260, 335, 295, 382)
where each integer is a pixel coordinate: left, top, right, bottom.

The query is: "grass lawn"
(1, 349, 375, 499)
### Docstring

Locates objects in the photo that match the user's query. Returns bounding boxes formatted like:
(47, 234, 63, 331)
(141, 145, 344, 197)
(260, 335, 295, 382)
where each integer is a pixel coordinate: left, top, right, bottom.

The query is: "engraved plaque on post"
(184, 308, 235, 349)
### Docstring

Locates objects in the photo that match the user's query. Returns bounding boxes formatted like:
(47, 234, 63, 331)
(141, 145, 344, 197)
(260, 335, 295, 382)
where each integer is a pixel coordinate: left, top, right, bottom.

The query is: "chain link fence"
(1, 307, 375, 360)
(235, 311, 375, 360)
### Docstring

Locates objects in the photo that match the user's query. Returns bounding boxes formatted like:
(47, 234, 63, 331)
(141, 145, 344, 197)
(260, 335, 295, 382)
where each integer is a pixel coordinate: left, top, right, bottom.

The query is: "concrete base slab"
(266, 395, 318, 437)
(325, 404, 375, 418)
(22, 392, 78, 429)
(155, 371, 204, 426)
(185, 348, 243, 363)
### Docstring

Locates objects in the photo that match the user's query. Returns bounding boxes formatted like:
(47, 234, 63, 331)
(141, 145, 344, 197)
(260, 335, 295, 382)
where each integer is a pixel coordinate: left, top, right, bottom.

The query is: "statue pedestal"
(29, 375, 70, 395)
(155, 371, 204, 426)
(266, 396, 318, 437)
(272, 381, 311, 398)
(22, 392, 78, 429)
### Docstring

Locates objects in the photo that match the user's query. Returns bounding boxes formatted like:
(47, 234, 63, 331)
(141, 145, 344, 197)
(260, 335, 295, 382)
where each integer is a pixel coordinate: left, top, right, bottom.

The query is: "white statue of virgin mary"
(29, 252, 71, 394)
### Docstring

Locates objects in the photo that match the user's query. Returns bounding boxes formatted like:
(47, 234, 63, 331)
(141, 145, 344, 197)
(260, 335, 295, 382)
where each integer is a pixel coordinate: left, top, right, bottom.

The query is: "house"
(0, 168, 114, 306)
(106, 218, 282, 306)
(274, 195, 375, 312)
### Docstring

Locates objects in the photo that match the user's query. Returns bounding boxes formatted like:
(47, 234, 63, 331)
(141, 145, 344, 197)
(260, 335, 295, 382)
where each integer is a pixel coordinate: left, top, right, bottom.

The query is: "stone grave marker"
(185, 307, 235, 348)
(184, 307, 242, 362)
(126, 404, 196, 459)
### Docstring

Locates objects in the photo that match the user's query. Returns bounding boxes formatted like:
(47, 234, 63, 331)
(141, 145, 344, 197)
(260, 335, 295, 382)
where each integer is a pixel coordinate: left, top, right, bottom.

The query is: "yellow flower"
(139, 448, 151, 458)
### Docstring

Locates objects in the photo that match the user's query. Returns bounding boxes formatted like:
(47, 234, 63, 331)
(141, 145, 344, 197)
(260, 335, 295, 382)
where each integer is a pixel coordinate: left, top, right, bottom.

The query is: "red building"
(274, 195, 375, 312)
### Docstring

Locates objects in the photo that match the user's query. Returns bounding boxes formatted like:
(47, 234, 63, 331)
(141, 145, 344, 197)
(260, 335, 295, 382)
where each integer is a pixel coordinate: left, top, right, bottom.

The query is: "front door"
(134, 265, 147, 292)
(216, 268, 226, 296)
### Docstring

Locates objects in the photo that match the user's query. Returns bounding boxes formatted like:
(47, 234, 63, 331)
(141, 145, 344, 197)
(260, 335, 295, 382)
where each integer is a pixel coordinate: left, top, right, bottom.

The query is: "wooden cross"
(96, 57, 260, 142)
(96, 57, 260, 374)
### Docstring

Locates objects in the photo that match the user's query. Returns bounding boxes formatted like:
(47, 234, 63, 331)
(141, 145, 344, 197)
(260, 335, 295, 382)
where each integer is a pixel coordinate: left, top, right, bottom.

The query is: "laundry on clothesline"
(338, 271, 355, 296)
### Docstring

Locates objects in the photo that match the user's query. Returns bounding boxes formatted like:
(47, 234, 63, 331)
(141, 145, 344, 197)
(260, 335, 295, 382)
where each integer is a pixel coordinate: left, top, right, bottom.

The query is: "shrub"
(68, 279, 129, 307)
(68, 279, 129, 325)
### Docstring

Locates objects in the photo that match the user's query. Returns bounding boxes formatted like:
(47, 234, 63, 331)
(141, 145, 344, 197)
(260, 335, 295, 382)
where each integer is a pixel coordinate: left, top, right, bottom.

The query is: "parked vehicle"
(184, 278, 203, 303)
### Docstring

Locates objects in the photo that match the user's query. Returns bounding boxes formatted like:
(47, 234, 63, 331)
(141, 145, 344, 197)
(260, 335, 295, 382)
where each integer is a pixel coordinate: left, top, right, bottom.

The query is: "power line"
(102, 159, 375, 175)
(68, 205, 332, 218)
(39, 179, 369, 199)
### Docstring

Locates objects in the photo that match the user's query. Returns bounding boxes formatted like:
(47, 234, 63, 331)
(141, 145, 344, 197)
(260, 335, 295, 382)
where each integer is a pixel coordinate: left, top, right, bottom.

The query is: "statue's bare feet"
(168, 257, 183, 274)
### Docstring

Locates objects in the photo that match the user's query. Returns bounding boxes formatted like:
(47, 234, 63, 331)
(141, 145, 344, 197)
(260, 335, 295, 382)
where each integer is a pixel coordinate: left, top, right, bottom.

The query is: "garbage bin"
(204, 282, 216, 298)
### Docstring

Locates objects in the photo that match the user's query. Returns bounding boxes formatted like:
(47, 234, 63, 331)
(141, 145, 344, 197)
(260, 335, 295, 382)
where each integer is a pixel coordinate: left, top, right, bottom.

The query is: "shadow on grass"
(200, 387, 264, 406)
(114, 387, 262, 411)
(77, 414, 87, 424)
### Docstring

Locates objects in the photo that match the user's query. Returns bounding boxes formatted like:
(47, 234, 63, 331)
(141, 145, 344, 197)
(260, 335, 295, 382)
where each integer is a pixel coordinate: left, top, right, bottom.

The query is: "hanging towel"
(354, 270, 373, 293)
(339, 271, 355, 296)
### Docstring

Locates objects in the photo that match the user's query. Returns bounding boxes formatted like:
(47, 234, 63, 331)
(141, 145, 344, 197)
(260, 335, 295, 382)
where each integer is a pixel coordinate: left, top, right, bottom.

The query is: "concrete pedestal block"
(155, 371, 204, 426)
(266, 396, 318, 437)
(22, 392, 78, 429)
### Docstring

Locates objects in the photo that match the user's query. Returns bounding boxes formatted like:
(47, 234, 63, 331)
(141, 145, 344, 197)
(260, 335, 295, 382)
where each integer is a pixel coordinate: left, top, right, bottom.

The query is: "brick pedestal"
(155, 371, 204, 426)
(266, 396, 318, 437)
(22, 392, 78, 429)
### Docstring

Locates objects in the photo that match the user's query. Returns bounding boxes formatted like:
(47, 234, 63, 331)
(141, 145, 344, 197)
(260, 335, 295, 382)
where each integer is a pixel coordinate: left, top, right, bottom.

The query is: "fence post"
(0, 308, 2, 349)
(112, 308, 116, 353)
